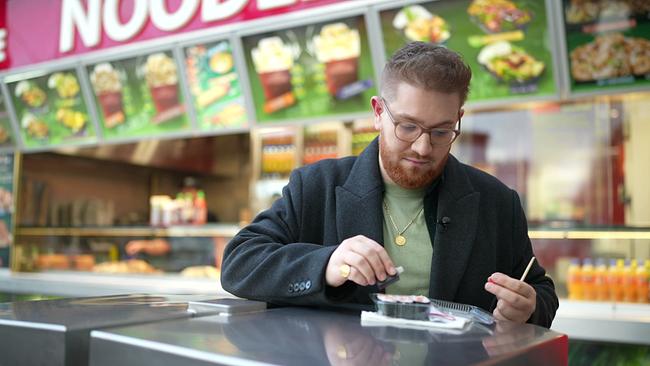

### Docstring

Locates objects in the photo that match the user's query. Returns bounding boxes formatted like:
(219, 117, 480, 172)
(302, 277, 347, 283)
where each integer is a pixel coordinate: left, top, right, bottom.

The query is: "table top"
(90, 306, 568, 366)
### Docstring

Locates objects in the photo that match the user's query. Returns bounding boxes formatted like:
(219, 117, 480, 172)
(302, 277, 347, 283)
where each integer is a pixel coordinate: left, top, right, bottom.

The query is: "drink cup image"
(313, 23, 361, 98)
(252, 37, 295, 101)
(144, 53, 183, 123)
(90, 63, 125, 128)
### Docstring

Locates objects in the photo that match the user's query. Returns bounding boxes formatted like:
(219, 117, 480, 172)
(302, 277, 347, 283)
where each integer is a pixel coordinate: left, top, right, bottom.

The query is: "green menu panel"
(0, 95, 15, 149)
(184, 40, 248, 131)
(380, 0, 556, 102)
(8, 70, 96, 148)
(242, 15, 377, 123)
(87, 51, 190, 140)
(563, 0, 650, 93)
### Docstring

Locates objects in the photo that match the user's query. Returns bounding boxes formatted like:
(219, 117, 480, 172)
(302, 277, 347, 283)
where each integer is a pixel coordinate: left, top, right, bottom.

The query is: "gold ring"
(336, 345, 348, 359)
(339, 264, 351, 278)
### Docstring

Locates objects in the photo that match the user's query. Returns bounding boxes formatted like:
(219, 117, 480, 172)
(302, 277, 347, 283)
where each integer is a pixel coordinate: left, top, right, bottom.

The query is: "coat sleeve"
(220, 169, 346, 306)
(510, 190, 559, 328)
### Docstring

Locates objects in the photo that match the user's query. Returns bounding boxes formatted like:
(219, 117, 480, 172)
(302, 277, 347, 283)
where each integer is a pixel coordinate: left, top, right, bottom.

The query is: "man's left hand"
(484, 272, 536, 324)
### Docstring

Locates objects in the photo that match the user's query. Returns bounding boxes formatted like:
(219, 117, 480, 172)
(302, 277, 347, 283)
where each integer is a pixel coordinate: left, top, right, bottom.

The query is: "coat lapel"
(335, 139, 384, 245)
(429, 156, 480, 300)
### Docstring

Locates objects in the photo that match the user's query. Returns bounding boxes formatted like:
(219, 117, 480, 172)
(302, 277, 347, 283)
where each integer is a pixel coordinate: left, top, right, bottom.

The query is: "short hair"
(380, 42, 472, 105)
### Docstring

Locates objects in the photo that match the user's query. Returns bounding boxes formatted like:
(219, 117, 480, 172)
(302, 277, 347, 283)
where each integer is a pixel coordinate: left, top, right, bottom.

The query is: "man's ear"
(371, 96, 383, 130)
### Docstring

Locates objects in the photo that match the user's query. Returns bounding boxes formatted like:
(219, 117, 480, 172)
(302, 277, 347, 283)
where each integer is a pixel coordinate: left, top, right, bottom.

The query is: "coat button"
(305, 280, 311, 289)
(288, 284, 293, 293)
(299, 282, 306, 291)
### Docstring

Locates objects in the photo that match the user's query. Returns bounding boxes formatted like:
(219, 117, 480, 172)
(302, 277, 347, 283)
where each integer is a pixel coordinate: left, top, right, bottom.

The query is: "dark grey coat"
(221, 138, 558, 328)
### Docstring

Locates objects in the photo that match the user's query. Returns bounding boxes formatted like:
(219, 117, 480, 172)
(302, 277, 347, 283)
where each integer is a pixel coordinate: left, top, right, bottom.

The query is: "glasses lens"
(395, 122, 421, 141)
(430, 129, 456, 145)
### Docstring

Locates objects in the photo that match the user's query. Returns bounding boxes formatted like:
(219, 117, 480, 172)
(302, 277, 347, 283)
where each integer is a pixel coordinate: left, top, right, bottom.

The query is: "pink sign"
(2, 0, 349, 71)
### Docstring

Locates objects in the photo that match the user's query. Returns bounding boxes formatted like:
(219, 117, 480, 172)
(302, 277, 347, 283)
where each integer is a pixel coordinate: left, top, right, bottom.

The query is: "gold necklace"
(383, 200, 423, 246)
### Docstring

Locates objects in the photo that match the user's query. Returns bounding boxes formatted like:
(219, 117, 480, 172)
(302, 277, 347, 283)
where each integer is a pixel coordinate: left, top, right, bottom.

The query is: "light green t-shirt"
(382, 182, 432, 296)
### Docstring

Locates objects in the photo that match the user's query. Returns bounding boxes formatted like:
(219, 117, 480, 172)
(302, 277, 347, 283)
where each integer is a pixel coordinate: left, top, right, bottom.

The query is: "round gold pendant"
(395, 235, 406, 246)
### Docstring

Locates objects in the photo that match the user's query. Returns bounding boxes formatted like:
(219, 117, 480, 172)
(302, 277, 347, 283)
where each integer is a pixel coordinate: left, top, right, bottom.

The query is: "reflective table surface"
(0, 294, 219, 366)
(90, 307, 568, 366)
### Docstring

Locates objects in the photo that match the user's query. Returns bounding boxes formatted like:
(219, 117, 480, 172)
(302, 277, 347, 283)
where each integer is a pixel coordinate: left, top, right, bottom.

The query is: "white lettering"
(150, 0, 200, 31)
(257, 0, 296, 11)
(104, 0, 148, 42)
(0, 29, 6, 62)
(202, 0, 248, 22)
(59, 0, 101, 53)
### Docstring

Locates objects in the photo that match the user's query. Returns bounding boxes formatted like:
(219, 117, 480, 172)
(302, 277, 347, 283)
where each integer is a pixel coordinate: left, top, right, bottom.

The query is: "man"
(221, 42, 558, 328)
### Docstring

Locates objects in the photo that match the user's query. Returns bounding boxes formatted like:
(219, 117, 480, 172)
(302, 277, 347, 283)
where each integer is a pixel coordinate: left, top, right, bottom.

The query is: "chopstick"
(520, 257, 536, 282)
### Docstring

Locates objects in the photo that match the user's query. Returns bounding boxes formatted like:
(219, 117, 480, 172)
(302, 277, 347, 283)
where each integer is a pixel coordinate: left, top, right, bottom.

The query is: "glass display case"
(10, 134, 249, 287)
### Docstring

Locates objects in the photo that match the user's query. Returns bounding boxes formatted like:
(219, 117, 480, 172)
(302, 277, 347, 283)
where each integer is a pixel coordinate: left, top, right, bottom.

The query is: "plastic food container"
(371, 293, 432, 320)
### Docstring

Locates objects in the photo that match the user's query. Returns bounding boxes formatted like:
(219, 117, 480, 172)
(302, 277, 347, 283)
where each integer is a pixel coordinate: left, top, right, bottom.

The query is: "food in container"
(21, 113, 49, 139)
(144, 53, 182, 122)
(393, 5, 450, 44)
(467, 0, 532, 34)
(56, 108, 86, 133)
(90, 63, 125, 128)
(372, 293, 432, 320)
(48, 72, 80, 99)
(15, 81, 46, 108)
(252, 37, 295, 101)
(570, 33, 650, 82)
(478, 41, 545, 85)
(313, 23, 361, 98)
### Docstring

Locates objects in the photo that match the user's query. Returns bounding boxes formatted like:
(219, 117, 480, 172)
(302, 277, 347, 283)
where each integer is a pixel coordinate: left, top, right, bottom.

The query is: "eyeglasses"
(381, 97, 461, 146)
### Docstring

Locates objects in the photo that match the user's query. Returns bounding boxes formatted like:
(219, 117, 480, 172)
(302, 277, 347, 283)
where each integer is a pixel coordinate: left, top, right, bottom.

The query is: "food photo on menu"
(90, 63, 126, 128)
(252, 36, 298, 114)
(184, 41, 247, 129)
(12, 69, 93, 147)
(48, 72, 87, 135)
(564, 0, 650, 25)
(467, 0, 532, 34)
(312, 22, 367, 100)
(392, 5, 451, 45)
(143, 53, 185, 124)
(570, 33, 650, 83)
(478, 40, 545, 92)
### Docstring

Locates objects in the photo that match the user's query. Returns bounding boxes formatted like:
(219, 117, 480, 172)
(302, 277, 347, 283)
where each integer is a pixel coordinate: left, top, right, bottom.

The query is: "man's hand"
(484, 272, 536, 324)
(325, 235, 397, 287)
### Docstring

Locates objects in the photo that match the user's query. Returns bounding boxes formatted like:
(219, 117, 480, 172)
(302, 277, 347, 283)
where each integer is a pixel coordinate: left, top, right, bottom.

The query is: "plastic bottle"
(636, 260, 649, 303)
(582, 258, 595, 300)
(608, 259, 625, 302)
(594, 258, 608, 301)
(194, 190, 207, 225)
(623, 259, 637, 303)
(567, 258, 583, 300)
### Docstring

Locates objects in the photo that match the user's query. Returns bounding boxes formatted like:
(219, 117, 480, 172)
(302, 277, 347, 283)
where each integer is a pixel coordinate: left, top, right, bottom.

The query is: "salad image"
(15, 81, 47, 108)
(48, 72, 80, 99)
(467, 0, 532, 34)
(393, 5, 450, 44)
(21, 113, 49, 139)
(478, 41, 545, 85)
(56, 108, 87, 133)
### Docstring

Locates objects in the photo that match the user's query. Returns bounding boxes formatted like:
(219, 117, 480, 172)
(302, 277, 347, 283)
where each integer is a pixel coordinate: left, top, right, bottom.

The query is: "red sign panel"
(2, 0, 349, 71)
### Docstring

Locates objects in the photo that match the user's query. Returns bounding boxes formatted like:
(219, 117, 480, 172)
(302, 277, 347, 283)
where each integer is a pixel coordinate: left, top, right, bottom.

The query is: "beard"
(379, 133, 442, 189)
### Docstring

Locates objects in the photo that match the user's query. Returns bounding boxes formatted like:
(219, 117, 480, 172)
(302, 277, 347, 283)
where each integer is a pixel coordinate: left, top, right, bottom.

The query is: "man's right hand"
(325, 235, 397, 287)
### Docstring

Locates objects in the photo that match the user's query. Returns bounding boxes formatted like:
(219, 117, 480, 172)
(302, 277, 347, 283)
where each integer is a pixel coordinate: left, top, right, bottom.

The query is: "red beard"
(379, 134, 439, 189)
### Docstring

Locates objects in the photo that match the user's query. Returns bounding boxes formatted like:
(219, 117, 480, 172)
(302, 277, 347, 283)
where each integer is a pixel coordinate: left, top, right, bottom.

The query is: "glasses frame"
(381, 97, 461, 146)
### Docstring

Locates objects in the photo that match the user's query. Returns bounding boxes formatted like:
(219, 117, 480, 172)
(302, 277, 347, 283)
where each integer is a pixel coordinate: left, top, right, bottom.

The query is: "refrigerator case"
(0, 294, 229, 366)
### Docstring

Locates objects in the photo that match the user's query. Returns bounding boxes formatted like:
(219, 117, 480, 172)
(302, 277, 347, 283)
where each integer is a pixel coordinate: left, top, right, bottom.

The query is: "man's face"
(371, 82, 464, 189)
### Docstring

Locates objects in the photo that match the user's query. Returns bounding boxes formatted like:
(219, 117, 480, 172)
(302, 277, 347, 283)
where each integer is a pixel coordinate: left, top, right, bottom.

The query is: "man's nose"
(411, 133, 432, 157)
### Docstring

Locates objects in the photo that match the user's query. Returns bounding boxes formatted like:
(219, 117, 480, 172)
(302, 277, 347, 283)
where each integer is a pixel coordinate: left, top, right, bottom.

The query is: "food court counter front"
(0, 295, 567, 366)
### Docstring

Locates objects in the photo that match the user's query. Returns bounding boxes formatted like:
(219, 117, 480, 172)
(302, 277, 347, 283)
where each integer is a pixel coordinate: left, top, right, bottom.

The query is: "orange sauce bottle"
(567, 258, 583, 300)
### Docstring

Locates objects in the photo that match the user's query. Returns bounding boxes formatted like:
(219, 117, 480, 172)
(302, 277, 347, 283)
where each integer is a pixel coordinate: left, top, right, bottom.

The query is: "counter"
(89, 307, 567, 366)
(0, 294, 265, 366)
